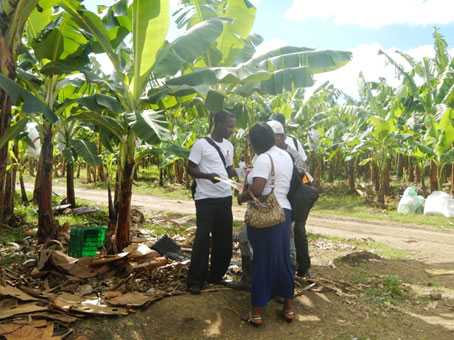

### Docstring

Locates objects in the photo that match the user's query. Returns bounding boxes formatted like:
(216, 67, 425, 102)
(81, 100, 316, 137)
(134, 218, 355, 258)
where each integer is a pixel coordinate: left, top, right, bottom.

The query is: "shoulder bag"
(245, 154, 285, 228)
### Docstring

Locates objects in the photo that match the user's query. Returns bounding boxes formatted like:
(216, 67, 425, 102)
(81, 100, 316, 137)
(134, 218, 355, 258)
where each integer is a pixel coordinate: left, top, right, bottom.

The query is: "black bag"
(191, 137, 228, 199)
(287, 166, 319, 221)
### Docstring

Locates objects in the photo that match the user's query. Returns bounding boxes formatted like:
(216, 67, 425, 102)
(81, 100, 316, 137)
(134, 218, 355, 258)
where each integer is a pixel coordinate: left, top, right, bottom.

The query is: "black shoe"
(188, 285, 201, 295)
(297, 270, 314, 280)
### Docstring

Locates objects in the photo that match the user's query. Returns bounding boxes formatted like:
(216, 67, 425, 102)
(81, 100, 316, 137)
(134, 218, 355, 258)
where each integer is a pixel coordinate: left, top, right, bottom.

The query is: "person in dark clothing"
(187, 111, 236, 294)
(268, 118, 313, 278)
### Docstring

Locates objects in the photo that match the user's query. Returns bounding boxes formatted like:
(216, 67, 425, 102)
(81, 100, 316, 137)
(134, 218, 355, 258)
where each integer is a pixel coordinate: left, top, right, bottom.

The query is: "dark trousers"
(294, 205, 311, 275)
(187, 197, 233, 288)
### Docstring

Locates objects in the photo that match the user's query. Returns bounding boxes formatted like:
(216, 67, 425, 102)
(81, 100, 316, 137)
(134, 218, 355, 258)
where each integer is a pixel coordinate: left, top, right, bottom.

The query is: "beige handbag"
(245, 154, 285, 228)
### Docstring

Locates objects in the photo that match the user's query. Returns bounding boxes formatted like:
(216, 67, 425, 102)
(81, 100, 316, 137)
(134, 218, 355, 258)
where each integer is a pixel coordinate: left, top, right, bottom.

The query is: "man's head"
(266, 120, 286, 149)
(272, 113, 286, 129)
(213, 110, 236, 139)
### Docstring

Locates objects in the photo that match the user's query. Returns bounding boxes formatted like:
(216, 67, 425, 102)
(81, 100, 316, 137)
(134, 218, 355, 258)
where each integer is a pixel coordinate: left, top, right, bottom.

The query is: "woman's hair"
(249, 123, 275, 154)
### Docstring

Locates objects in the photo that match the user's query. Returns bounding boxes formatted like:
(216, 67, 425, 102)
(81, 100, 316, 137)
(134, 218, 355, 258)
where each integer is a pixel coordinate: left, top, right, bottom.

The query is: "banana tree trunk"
(19, 171, 28, 205)
(4, 142, 20, 221)
(371, 162, 380, 192)
(3, 170, 14, 223)
(115, 134, 136, 251)
(37, 123, 56, 243)
(451, 164, 454, 196)
(33, 160, 41, 204)
(430, 161, 438, 192)
(415, 163, 421, 183)
(348, 159, 356, 193)
(377, 169, 386, 208)
(314, 154, 322, 187)
(396, 154, 404, 179)
(408, 157, 415, 183)
(383, 158, 391, 195)
(0, 92, 12, 224)
(66, 161, 76, 208)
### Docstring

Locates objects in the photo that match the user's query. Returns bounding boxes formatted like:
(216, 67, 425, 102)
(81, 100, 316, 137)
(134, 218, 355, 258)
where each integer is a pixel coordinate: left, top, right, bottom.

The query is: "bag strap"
(204, 137, 228, 169)
(291, 136, 299, 151)
(265, 153, 276, 192)
(246, 152, 276, 205)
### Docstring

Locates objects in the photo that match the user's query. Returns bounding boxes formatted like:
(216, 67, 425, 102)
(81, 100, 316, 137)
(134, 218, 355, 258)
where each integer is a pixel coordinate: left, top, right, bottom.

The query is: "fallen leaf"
(31, 312, 79, 324)
(0, 323, 22, 336)
(4, 323, 60, 340)
(0, 303, 48, 321)
(106, 292, 163, 307)
(0, 285, 39, 302)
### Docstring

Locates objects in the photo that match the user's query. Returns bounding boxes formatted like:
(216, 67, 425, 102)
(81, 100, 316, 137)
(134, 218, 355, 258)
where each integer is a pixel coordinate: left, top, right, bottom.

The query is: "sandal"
(241, 313, 263, 327)
(283, 309, 295, 323)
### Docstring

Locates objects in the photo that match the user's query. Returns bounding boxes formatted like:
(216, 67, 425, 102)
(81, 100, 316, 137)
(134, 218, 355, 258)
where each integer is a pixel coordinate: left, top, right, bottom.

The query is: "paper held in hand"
(214, 176, 242, 191)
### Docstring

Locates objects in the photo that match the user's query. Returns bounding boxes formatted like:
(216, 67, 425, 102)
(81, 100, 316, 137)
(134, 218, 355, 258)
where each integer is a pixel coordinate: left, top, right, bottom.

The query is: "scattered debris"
(336, 251, 383, 266)
(425, 269, 454, 277)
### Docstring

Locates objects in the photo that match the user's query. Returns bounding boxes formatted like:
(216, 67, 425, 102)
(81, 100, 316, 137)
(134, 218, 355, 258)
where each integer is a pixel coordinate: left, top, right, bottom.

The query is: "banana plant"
(379, 29, 454, 192)
(57, 0, 227, 250)
(0, 0, 44, 223)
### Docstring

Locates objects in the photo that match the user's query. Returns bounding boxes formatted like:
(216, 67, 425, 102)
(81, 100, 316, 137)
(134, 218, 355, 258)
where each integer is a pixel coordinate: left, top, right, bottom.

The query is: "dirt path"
(30, 184, 454, 264)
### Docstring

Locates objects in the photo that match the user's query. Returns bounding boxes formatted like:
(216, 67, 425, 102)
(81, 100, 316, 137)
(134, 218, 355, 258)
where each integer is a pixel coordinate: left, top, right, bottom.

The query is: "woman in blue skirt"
(238, 122, 295, 327)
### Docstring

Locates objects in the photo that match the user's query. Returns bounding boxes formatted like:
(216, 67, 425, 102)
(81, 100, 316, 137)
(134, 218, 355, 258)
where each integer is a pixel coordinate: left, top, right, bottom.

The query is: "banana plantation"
(0, 0, 454, 339)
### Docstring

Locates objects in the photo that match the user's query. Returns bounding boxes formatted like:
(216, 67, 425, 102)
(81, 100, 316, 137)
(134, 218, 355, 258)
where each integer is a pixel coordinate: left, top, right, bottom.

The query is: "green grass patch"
(365, 274, 408, 305)
(312, 186, 454, 229)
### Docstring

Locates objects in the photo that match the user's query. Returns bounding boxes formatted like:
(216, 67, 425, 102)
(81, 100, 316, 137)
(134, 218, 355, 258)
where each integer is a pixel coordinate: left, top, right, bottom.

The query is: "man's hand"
(206, 173, 221, 183)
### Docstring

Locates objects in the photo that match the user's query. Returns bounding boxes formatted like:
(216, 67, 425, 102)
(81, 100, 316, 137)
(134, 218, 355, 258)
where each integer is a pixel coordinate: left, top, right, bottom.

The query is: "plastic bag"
(397, 186, 425, 214)
(424, 191, 454, 218)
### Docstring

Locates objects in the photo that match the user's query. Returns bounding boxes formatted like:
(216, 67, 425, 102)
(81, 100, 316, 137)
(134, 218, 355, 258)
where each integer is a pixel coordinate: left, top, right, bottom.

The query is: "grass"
(312, 185, 454, 230)
(365, 274, 408, 305)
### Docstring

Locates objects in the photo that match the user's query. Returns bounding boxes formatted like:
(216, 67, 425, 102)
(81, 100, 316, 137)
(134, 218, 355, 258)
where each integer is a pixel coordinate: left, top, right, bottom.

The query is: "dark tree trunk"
(76, 163, 81, 178)
(133, 164, 139, 181)
(408, 157, 415, 183)
(314, 154, 321, 188)
(430, 161, 438, 192)
(0, 92, 11, 223)
(98, 165, 106, 182)
(115, 159, 135, 251)
(86, 165, 92, 183)
(66, 161, 76, 208)
(37, 123, 56, 243)
(33, 161, 41, 204)
(421, 166, 427, 196)
(159, 167, 164, 187)
(19, 172, 28, 205)
(383, 158, 391, 195)
(371, 162, 380, 192)
(396, 154, 404, 179)
(415, 163, 421, 183)
(348, 159, 356, 193)
(3, 170, 14, 223)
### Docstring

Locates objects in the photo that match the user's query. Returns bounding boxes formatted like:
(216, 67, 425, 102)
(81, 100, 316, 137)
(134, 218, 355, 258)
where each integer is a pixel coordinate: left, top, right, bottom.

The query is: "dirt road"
(30, 184, 454, 264)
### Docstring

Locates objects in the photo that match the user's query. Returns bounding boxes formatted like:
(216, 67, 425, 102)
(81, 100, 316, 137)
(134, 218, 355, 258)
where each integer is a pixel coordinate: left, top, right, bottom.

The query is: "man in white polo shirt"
(187, 111, 236, 294)
(273, 113, 308, 163)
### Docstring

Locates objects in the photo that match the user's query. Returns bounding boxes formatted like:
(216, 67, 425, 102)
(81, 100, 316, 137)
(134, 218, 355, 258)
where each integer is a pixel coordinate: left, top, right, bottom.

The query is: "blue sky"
(84, 0, 454, 96)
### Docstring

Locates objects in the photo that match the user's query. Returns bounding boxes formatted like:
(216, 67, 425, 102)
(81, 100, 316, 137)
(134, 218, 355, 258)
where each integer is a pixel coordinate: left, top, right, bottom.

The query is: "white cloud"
(286, 0, 454, 27)
(312, 43, 454, 98)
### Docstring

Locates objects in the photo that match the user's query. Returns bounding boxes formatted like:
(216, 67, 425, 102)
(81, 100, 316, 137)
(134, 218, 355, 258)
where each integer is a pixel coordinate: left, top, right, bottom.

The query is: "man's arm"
(188, 160, 220, 183)
(227, 166, 238, 179)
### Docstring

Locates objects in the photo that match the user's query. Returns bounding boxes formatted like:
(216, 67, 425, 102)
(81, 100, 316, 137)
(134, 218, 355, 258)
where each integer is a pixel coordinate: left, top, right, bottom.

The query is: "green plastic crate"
(69, 225, 108, 258)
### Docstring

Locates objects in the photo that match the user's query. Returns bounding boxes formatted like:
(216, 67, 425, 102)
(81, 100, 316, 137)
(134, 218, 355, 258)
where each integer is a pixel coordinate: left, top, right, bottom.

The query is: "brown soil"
(26, 184, 454, 339)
